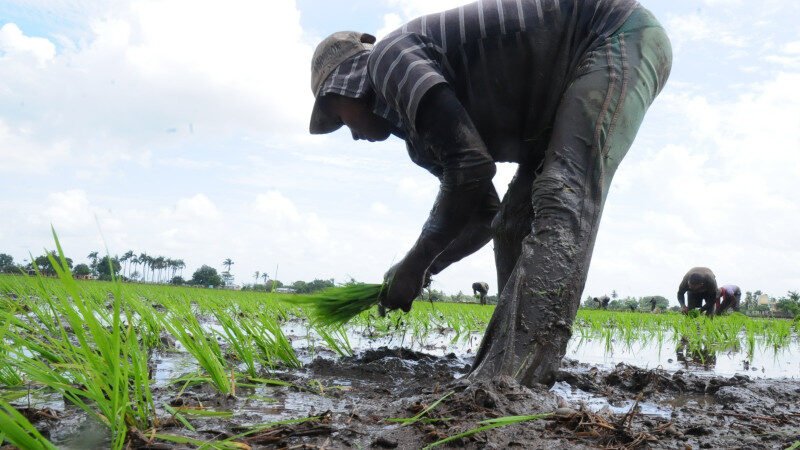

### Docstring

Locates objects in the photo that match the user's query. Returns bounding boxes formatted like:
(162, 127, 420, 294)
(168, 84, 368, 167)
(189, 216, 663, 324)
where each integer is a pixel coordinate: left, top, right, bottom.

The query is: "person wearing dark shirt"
(677, 267, 718, 316)
(716, 284, 741, 314)
(308, 0, 671, 384)
(472, 281, 489, 305)
(593, 295, 610, 309)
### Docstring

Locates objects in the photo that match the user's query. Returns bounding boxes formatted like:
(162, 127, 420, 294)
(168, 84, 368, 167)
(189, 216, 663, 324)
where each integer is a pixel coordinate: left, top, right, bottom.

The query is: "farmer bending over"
(716, 284, 741, 314)
(677, 267, 718, 317)
(309, 0, 671, 385)
(594, 295, 611, 309)
(472, 282, 489, 305)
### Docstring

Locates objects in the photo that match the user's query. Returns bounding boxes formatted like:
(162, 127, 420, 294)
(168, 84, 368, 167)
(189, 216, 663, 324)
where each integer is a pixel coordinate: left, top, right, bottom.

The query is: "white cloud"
(166, 194, 220, 221)
(665, 14, 745, 50)
(42, 190, 95, 232)
(397, 176, 438, 201)
(0, 23, 56, 66)
(0, 0, 314, 175)
(371, 202, 390, 215)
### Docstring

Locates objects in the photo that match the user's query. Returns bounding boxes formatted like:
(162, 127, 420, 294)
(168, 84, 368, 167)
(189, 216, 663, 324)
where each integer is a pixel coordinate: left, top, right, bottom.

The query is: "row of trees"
(86, 251, 187, 284)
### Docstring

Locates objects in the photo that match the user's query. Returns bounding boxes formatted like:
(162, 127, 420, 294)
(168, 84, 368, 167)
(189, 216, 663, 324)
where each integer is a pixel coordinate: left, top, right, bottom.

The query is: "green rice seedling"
(0, 399, 58, 450)
(0, 322, 23, 387)
(287, 283, 385, 326)
(150, 433, 247, 450)
(1, 231, 156, 449)
(213, 307, 259, 377)
(222, 415, 323, 442)
(171, 407, 234, 417)
(423, 413, 552, 449)
(161, 301, 232, 394)
(163, 404, 196, 431)
(314, 324, 354, 357)
(237, 310, 301, 369)
(386, 391, 453, 426)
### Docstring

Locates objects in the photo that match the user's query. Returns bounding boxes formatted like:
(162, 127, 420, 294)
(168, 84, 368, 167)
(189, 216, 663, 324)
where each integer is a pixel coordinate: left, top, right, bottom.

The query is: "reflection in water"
(675, 337, 716, 369)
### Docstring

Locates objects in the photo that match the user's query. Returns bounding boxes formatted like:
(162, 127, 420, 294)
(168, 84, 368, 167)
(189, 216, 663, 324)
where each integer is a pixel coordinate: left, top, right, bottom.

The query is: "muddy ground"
(11, 347, 800, 450)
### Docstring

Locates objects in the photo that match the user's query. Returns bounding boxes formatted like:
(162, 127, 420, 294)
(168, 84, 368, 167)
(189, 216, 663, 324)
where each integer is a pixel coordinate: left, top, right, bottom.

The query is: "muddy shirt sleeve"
(400, 84, 497, 271)
(677, 275, 689, 307)
(368, 33, 450, 134)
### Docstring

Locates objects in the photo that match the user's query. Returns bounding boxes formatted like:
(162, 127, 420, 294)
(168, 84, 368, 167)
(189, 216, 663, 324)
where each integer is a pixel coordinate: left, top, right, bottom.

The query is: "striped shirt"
(319, 0, 638, 172)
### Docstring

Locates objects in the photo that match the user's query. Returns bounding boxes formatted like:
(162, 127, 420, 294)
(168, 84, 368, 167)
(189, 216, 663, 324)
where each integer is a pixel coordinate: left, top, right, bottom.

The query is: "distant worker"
(593, 295, 610, 309)
(472, 282, 489, 305)
(716, 284, 741, 314)
(677, 267, 718, 316)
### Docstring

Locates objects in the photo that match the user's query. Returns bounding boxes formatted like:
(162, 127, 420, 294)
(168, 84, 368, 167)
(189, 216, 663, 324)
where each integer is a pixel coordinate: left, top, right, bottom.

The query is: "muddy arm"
(380, 85, 496, 310)
(677, 280, 688, 308)
(427, 185, 500, 276)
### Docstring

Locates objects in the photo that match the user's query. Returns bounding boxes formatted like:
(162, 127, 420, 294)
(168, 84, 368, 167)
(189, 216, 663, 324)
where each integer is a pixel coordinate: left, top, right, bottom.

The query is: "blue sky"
(1, 0, 799, 303)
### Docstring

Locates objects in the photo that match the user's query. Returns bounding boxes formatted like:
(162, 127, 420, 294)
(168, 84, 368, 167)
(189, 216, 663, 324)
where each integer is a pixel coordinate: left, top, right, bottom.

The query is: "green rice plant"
(423, 413, 552, 449)
(0, 321, 23, 387)
(0, 399, 58, 450)
(160, 300, 232, 394)
(213, 307, 259, 377)
(237, 310, 301, 369)
(151, 433, 247, 450)
(314, 324, 354, 357)
(287, 283, 385, 326)
(1, 230, 155, 449)
(163, 404, 196, 431)
(387, 391, 453, 426)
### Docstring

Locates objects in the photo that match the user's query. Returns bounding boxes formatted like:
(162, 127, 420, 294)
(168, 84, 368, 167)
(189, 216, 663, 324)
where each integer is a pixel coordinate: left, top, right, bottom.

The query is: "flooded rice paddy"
(2, 275, 799, 449)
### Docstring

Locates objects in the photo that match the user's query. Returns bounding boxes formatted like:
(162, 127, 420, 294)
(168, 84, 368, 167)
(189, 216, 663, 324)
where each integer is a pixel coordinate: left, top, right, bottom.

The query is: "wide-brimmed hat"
(309, 31, 376, 134)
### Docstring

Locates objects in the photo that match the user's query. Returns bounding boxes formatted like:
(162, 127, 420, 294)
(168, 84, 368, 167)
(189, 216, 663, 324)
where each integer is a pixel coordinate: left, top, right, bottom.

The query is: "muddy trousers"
(469, 8, 672, 386)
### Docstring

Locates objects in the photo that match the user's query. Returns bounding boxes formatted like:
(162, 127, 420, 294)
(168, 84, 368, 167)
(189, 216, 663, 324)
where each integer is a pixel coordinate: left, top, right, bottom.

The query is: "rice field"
(0, 247, 798, 448)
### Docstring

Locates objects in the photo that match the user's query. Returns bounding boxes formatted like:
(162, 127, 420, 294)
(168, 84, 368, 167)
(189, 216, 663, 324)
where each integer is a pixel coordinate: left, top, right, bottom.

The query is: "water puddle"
(566, 334, 800, 378)
(551, 381, 673, 419)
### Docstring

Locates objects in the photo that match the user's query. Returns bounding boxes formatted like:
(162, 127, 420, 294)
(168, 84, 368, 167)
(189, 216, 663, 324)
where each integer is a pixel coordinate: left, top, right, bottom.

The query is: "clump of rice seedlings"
(161, 300, 232, 394)
(1, 230, 155, 449)
(423, 413, 552, 449)
(242, 310, 301, 369)
(0, 399, 57, 450)
(287, 283, 385, 326)
(213, 307, 259, 377)
(314, 324, 354, 357)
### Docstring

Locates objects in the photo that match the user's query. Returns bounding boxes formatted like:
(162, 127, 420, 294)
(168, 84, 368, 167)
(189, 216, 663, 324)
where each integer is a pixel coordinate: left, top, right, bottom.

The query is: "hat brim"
(309, 96, 343, 135)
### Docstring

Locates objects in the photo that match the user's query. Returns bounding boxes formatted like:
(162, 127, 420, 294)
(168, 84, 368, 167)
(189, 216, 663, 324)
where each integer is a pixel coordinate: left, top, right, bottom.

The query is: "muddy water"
(567, 333, 800, 378)
(12, 316, 800, 449)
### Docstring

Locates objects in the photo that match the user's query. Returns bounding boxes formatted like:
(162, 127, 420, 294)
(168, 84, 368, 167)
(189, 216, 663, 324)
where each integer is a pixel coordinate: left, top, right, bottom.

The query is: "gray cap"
(309, 31, 376, 134)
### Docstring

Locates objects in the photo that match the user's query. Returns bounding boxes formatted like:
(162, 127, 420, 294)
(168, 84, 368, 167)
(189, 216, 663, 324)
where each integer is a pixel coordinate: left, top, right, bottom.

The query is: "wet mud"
(11, 347, 800, 449)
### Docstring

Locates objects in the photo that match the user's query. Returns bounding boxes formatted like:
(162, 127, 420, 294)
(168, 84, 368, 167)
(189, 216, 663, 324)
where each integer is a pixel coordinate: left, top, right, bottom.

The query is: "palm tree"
(87, 251, 99, 274)
(138, 253, 149, 282)
(131, 255, 140, 282)
(174, 259, 186, 278)
(222, 258, 234, 273)
(120, 250, 135, 280)
(153, 256, 165, 283)
(261, 272, 269, 291)
(253, 271, 260, 287)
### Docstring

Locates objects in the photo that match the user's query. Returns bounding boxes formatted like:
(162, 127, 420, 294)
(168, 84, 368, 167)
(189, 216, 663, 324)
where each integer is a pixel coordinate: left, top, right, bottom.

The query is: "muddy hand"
(380, 260, 425, 312)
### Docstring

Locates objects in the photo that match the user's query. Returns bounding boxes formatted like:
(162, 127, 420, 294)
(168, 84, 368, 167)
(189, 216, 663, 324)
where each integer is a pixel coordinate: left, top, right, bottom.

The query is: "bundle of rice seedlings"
(288, 283, 385, 327)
